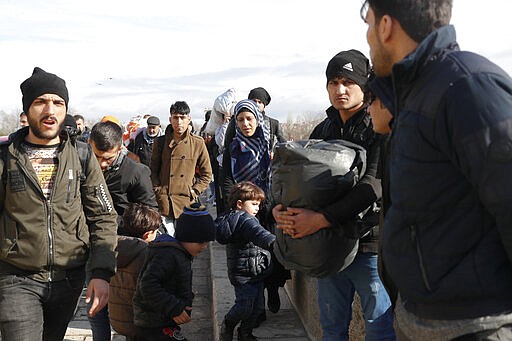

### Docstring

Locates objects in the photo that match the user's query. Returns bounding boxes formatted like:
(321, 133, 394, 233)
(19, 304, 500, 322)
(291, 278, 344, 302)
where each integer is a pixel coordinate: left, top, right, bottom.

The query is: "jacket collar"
(325, 105, 368, 130)
(392, 25, 459, 90)
(9, 126, 70, 150)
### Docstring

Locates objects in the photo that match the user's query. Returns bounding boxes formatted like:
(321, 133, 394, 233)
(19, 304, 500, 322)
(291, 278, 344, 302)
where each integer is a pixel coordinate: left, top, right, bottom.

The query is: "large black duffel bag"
(271, 139, 366, 277)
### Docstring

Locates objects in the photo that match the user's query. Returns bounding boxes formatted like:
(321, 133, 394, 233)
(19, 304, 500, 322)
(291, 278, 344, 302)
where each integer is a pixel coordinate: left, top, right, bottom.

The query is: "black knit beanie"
(248, 87, 271, 106)
(175, 203, 215, 243)
(325, 50, 370, 90)
(63, 114, 77, 129)
(20, 67, 69, 114)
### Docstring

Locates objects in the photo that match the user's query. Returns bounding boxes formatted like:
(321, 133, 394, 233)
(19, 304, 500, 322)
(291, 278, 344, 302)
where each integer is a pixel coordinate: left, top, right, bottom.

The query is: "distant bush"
(281, 111, 324, 141)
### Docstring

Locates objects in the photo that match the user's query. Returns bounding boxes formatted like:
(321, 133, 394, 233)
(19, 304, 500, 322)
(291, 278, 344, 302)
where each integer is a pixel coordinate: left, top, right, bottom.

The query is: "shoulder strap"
(157, 135, 165, 157)
(1, 143, 9, 188)
(74, 141, 92, 184)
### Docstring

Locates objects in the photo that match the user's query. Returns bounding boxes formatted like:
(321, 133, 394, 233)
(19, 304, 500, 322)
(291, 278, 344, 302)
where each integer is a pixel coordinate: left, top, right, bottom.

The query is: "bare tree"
(0, 109, 22, 136)
(281, 111, 324, 141)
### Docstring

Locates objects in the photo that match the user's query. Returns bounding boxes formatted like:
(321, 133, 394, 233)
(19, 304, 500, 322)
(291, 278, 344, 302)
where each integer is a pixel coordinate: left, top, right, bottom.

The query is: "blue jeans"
(0, 270, 85, 341)
(85, 270, 111, 341)
(87, 304, 111, 341)
(317, 252, 395, 341)
(225, 281, 265, 332)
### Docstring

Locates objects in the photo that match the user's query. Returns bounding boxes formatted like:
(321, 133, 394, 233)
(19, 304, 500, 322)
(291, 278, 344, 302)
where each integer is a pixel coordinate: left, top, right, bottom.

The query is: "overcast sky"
(1, 0, 511, 126)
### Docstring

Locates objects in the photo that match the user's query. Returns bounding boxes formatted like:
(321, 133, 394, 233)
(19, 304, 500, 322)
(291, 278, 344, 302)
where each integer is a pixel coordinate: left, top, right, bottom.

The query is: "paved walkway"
(211, 241, 310, 341)
(64, 245, 213, 341)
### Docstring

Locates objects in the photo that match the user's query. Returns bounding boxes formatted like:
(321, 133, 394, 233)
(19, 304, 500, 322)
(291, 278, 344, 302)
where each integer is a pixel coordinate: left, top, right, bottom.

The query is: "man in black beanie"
(247, 87, 285, 149)
(273, 50, 396, 340)
(0, 67, 118, 340)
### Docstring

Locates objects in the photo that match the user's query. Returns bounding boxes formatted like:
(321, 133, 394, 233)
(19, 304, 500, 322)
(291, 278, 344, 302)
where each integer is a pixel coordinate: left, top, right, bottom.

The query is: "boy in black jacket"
(216, 181, 276, 341)
(132, 203, 215, 341)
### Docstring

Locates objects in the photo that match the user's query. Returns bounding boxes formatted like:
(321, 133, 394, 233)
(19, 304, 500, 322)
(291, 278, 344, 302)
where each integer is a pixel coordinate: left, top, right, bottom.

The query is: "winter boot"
(237, 327, 258, 341)
(254, 310, 266, 328)
(267, 286, 281, 313)
(220, 318, 237, 341)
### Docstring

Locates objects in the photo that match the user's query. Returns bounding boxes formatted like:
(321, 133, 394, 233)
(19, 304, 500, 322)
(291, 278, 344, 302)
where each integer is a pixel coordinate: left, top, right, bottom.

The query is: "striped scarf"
(230, 99, 271, 192)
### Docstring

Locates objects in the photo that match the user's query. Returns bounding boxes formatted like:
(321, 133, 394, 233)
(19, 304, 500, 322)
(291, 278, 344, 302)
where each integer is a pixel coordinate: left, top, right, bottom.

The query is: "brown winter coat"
(150, 126, 212, 219)
(109, 236, 147, 337)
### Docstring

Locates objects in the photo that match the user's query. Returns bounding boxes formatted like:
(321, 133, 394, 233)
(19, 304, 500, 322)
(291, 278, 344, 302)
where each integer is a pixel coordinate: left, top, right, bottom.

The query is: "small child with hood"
(216, 181, 276, 341)
(132, 203, 215, 341)
(109, 203, 161, 341)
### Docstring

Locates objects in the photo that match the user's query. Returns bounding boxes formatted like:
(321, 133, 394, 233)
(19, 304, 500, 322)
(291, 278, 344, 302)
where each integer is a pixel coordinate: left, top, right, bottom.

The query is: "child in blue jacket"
(216, 181, 276, 341)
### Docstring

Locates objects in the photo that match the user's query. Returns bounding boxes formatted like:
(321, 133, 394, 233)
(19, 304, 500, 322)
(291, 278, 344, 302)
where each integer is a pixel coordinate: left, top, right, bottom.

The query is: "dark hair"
(361, 0, 452, 43)
(89, 121, 123, 151)
(74, 114, 85, 121)
(205, 110, 211, 121)
(170, 101, 190, 116)
(122, 203, 162, 238)
(228, 181, 266, 210)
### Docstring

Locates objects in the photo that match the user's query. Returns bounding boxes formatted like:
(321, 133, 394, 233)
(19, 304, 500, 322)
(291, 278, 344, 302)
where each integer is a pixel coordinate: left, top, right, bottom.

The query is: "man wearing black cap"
(273, 51, 396, 340)
(0, 67, 118, 340)
(127, 115, 162, 167)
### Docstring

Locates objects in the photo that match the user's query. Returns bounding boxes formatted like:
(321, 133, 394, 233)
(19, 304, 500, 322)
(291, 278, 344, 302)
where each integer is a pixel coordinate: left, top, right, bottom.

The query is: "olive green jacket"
(0, 128, 117, 282)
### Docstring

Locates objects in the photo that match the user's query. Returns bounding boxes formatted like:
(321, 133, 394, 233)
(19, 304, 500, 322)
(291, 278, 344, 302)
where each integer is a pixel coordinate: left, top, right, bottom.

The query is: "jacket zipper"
(74, 169, 80, 198)
(94, 183, 113, 213)
(66, 169, 73, 203)
(410, 225, 432, 292)
(16, 161, 54, 281)
(46, 201, 54, 281)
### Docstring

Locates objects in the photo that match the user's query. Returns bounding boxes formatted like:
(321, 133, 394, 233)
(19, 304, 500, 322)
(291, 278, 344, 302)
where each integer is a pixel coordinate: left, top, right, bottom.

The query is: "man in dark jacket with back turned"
(0, 67, 117, 341)
(363, 0, 512, 339)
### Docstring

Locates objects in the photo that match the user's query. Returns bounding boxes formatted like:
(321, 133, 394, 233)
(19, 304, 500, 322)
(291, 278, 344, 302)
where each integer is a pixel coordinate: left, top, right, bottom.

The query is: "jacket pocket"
(410, 224, 432, 292)
(0, 214, 19, 257)
(75, 215, 90, 250)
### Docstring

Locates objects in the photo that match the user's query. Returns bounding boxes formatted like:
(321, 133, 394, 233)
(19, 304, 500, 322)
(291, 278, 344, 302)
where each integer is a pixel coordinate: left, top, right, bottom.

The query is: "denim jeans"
(0, 270, 85, 341)
(317, 252, 395, 341)
(225, 280, 265, 332)
(87, 304, 111, 341)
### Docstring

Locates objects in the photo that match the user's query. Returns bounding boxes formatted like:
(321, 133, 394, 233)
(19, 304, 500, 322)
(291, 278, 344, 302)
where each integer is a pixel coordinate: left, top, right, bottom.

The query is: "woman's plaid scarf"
(230, 100, 271, 192)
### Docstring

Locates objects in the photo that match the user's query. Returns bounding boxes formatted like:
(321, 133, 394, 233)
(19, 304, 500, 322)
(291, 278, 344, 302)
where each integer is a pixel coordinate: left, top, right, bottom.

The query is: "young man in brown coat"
(151, 101, 212, 234)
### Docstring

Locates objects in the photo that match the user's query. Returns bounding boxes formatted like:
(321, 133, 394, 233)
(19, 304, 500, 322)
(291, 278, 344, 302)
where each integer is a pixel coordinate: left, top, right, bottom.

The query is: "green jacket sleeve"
(81, 147, 118, 281)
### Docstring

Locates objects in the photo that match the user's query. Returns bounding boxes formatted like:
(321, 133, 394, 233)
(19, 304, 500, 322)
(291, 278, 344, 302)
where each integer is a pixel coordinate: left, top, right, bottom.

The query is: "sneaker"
(162, 326, 188, 340)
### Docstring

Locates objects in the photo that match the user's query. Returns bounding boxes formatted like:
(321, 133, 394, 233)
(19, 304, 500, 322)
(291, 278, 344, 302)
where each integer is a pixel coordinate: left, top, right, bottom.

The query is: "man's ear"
(378, 14, 393, 43)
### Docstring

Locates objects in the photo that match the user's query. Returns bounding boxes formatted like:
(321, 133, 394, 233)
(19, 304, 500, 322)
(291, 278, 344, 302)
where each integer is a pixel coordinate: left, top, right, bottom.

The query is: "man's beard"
(28, 116, 63, 141)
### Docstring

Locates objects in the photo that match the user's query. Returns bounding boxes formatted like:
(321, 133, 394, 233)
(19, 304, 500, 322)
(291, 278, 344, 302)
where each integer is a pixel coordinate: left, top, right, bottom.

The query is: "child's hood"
(215, 210, 241, 244)
(116, 236, 147, 268)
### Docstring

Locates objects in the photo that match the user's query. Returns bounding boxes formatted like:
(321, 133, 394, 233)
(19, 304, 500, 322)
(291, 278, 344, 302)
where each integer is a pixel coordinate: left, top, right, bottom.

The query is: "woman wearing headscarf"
(221, 99, 290, 325)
